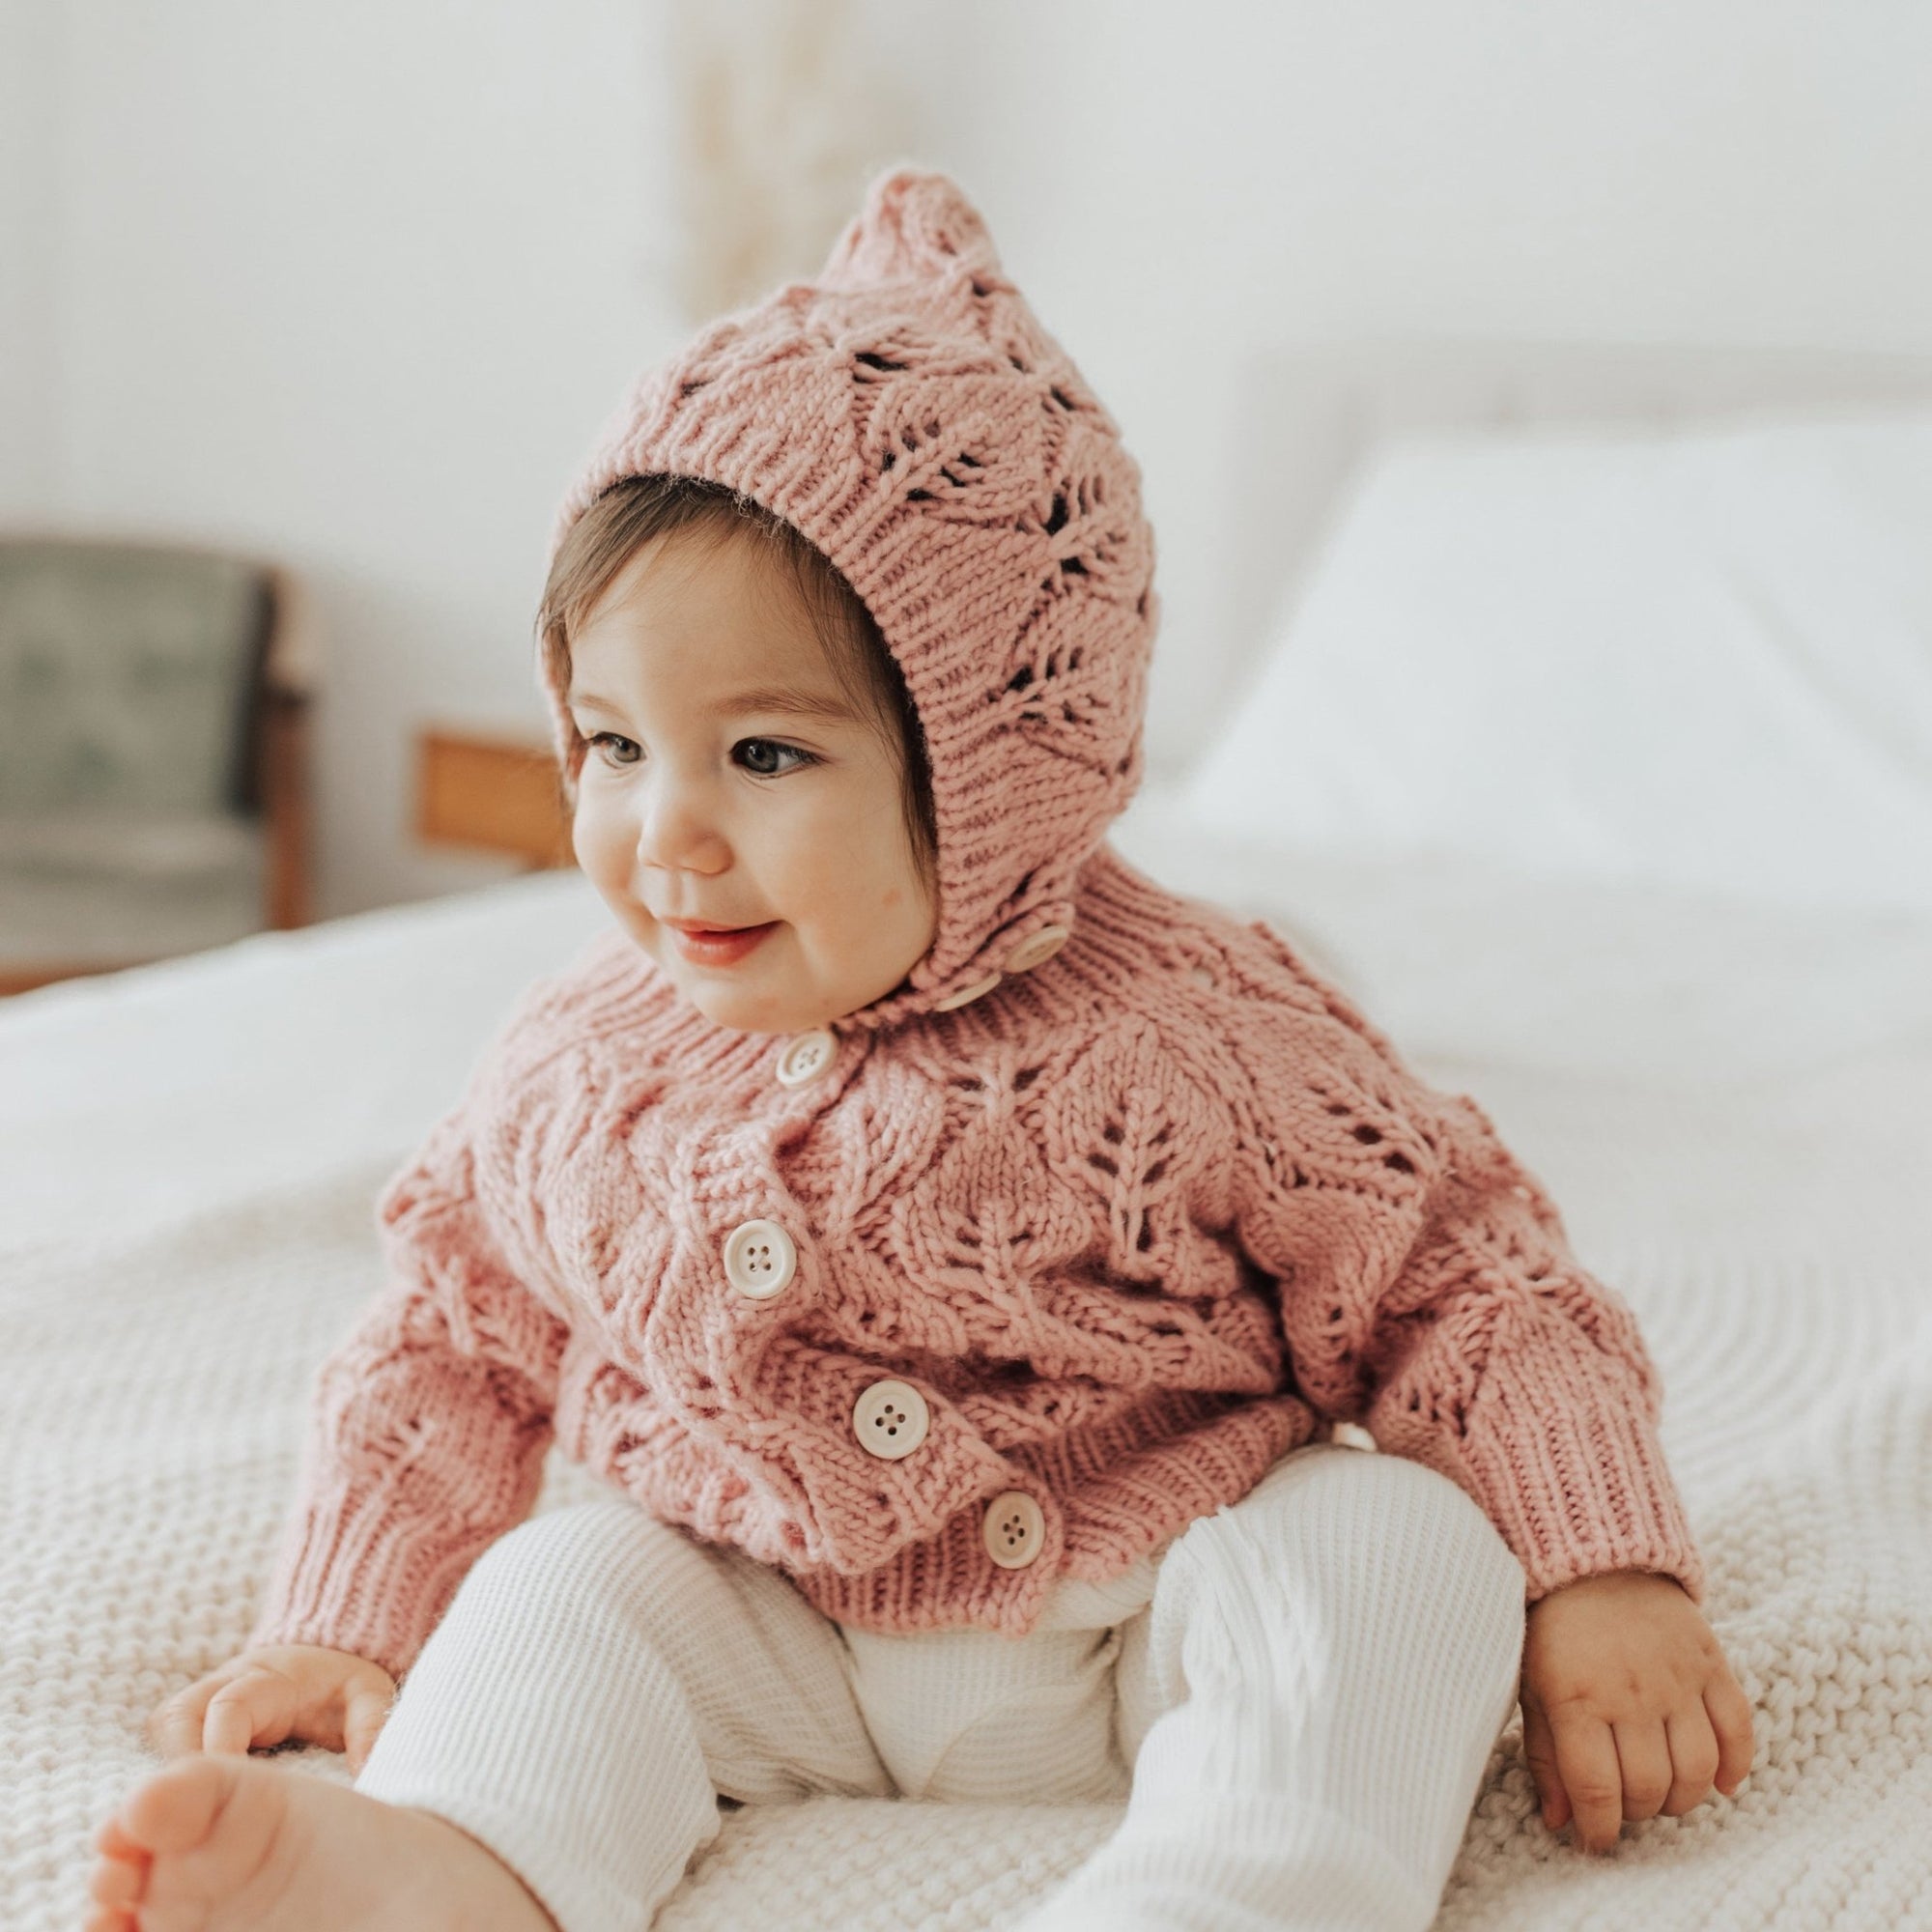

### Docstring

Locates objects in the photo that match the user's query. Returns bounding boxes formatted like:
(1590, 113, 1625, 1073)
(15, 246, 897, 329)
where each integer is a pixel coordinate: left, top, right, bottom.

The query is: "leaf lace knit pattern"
(247, 846, 1702, 1683)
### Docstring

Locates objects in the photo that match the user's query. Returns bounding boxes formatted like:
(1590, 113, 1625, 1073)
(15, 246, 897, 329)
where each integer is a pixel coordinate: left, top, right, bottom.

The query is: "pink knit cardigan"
(245, 169, 1702, 1680)
(245, 848, 1703, 1681)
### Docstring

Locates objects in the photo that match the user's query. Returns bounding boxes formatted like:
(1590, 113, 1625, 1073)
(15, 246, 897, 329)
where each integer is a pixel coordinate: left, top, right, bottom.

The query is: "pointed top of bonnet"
(819, 168, 1004, 289)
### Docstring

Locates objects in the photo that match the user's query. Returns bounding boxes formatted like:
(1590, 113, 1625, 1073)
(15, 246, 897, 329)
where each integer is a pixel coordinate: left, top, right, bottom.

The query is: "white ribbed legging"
(353, 1442, 1526, 1932)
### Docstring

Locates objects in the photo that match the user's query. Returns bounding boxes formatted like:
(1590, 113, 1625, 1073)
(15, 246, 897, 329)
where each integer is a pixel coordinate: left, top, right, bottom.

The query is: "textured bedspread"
(5, 825, 1931, 1929)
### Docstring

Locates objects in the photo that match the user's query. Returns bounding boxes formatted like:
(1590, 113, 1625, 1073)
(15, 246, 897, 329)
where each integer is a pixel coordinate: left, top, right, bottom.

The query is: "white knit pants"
(353, 1442, 1525, 1932)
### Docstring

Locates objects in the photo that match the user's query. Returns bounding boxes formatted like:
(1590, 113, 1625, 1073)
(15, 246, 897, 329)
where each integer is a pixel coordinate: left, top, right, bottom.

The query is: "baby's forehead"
(573, 516, 882, 714)
(575, 533, 824, 655)
(593, 518, 802, 614)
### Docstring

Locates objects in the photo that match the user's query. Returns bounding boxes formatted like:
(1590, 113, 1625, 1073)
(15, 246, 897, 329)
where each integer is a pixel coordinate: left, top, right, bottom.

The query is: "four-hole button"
(852, 1378, 930, 1459)
(775, 1028, 836, 1088)
(981, 1491, 1045, 1569)
(722, 1219, 797, 1300)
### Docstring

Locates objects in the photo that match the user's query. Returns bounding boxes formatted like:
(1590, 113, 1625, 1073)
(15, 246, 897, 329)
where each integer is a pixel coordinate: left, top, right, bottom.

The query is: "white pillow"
(1183, 411, 1932, 913)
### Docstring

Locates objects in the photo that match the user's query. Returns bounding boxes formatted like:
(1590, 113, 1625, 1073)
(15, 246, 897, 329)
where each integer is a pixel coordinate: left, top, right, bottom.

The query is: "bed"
(6, 342, 1932, 1931)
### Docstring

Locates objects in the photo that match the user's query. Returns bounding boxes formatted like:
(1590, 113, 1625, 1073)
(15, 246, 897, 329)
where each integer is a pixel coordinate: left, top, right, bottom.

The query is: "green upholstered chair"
(0, 536, 315, 996)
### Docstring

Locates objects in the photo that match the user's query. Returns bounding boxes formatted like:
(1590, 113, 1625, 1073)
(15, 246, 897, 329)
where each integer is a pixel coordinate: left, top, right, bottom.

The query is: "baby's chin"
(679, 982, 825, 1036)
(622, 933, 839, 1037)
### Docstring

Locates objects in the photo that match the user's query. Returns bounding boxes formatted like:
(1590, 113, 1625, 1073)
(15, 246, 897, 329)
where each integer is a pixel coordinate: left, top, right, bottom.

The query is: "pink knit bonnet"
(541, 165, 1160, 1033)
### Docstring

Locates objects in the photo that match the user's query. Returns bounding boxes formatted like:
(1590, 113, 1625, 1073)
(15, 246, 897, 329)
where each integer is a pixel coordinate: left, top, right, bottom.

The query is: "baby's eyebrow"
(716, 684, 861, 723)
(567, 691, 628, 718)
(567, 685, 859, 724)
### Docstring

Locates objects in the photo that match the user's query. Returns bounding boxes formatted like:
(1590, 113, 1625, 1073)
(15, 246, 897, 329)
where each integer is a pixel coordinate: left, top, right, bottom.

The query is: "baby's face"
(566, 526, 938, 1035)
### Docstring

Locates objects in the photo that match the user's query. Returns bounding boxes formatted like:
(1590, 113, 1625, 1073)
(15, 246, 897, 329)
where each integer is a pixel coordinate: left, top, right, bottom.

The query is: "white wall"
(9, 2, 1932, 917)
(0, 0, 60, 517)
(895, 0, 1932, 755)
(19, 0, 692, 916)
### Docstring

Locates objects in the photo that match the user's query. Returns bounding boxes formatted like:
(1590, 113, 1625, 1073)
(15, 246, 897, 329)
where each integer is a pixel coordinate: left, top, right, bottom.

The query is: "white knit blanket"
(5, 841, 1931, 1930)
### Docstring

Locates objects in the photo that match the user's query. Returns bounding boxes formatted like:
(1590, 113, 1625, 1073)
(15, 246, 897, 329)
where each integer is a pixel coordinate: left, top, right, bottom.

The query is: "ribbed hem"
(355, 1789, 653, 1932)
(1016, 1795, 1436, 1932)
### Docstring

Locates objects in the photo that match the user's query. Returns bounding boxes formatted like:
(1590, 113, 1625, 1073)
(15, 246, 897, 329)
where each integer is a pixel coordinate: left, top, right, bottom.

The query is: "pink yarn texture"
(246, 168, 1701, 1676)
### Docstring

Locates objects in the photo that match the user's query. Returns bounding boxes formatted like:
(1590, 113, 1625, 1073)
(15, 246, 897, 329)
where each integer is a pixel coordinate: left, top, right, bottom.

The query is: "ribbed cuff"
(244, 1480, 522, 1682)
(1376, 1320, 1705, 1608)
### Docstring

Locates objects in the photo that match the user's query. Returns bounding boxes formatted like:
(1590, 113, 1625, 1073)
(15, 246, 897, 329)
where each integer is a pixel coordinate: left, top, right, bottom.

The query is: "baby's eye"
(735, 738, 818, 777)
(586, 731, 639, 766)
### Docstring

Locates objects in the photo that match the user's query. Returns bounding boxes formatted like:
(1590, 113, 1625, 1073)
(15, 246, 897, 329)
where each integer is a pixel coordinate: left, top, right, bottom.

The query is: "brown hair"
(536, 474, 938, 892)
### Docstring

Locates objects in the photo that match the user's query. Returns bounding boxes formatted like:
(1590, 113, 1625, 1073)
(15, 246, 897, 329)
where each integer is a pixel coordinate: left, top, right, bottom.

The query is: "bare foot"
(84, 1751, 558, 1932)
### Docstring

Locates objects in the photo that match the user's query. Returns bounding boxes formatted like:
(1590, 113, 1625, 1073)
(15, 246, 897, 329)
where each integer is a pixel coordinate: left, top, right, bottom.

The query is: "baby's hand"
(146, 1643, 399, 1776)
(1520, 1570, 1753, 1855)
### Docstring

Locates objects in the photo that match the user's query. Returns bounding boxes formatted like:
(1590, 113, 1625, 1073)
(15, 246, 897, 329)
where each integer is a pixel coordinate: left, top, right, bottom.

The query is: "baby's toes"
(87, 1842, 145, 1910)
(87, 1810, 152, 1928)
(115, 1753, 234, 1858)
(94, 1811, 145, 1858)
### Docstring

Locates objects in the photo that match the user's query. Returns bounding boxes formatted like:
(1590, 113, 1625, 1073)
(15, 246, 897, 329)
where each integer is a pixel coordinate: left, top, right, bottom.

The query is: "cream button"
(1004, 923, 1070, 973)
(981, 1491, 1045, 1569)
(1189, 963, 1216, 988)
(852, 1378, 929, 1459)
(775, 1027, 836, 1088)
(933, 971, 1002, 1012)
(722, 1219, 797, 1299)
(1331, 1421, 1378, 1452)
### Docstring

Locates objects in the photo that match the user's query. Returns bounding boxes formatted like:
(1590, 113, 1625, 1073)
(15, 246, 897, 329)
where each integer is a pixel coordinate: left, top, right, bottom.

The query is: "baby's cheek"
(570, 817, 596, 875)
(567, 798, 600, 864)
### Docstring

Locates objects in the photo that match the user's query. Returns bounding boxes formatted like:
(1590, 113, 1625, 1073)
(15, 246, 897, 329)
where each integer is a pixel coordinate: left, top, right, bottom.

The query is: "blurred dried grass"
(668, 0, 915, 322)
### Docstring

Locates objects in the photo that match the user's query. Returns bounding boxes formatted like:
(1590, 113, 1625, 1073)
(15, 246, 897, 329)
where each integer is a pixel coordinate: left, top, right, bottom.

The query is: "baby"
(87, 168, 1752, 1932)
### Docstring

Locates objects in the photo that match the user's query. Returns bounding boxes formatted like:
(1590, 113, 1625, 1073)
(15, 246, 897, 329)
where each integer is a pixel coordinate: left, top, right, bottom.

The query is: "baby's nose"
(632, 780, 730, 873)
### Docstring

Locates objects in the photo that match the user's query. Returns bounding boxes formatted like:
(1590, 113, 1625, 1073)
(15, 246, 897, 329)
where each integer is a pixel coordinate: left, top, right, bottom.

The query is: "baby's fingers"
(1612, 1717, 1673, 1823)
(146, 1674, 232, 1760)
(1551, 1711, 1625, 1856)
(216, 1662, 307, 1756)
(188, 1664, 298, 1758)
(1706, 1670, 1756, 1797)
(1520, 1694, 1571, 1832)
(341, 1679, 397, 1776)
(1661, 1706, 1720, 1817)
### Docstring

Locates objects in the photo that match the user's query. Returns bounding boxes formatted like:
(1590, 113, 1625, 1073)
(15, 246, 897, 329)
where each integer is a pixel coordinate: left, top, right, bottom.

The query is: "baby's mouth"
(663, 919, 781, 967)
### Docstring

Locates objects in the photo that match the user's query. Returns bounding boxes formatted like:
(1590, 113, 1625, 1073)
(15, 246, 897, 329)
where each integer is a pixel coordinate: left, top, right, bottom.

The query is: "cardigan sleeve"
(243, 1103, 571, 1682)
(1221, 925, 1705, 1608)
